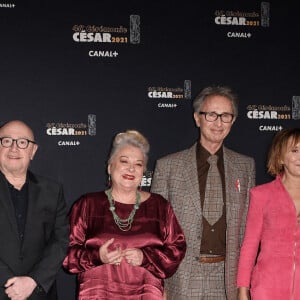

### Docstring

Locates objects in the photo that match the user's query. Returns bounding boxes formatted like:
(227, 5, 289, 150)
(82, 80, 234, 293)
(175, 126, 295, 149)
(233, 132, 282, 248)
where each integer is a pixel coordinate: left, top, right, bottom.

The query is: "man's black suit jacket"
(0, 171, 69, 300)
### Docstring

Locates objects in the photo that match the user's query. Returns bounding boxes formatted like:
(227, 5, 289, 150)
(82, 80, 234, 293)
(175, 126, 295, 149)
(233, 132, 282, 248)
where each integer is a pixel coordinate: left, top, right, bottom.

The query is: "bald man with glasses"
(0, 120, 68, 300)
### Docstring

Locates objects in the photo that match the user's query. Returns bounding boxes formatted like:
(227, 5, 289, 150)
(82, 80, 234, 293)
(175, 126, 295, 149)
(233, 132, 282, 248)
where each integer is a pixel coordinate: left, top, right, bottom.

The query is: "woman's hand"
(238, 287, 250, 300)
(122, 248, 143, 266)
(99, 238, 122, 265)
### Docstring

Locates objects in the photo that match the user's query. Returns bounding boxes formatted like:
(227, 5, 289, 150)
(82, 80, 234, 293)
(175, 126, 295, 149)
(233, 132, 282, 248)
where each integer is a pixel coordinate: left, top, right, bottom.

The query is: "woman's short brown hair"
(267, 128, 300, 176)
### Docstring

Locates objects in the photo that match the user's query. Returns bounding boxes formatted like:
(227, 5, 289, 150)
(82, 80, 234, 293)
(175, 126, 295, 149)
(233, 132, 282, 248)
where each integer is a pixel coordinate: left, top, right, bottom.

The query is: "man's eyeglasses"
(198, 111, 234, 123)
(0, 137, 36, 149)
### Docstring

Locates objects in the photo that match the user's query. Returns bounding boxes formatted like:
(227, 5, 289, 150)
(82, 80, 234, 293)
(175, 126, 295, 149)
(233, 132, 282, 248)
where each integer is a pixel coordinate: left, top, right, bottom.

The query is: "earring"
(107, 174, 111, 187)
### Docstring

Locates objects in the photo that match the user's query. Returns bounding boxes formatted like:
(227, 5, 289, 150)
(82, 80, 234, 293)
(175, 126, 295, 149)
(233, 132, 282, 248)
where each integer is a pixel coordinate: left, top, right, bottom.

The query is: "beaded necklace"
(105, 188, 140, 231)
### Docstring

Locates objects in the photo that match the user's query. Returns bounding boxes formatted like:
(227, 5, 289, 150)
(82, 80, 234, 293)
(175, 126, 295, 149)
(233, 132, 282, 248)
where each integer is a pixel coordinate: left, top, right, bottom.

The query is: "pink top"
(63, 191, 186, 300)
(237, 175, 300, 299)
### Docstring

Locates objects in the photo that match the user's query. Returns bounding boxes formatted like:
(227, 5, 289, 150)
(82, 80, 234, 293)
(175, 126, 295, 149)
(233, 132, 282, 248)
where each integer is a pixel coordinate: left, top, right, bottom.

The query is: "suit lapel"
(182, 144, 202, 217)
(23, 173, 40, 245)
(223, 147, 238, 220)
(223, 147, 247, 298)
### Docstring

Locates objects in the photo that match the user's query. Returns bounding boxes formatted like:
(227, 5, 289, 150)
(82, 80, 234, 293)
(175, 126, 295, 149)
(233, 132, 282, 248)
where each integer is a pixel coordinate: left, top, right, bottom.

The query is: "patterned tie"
(202, 155, 224, 226)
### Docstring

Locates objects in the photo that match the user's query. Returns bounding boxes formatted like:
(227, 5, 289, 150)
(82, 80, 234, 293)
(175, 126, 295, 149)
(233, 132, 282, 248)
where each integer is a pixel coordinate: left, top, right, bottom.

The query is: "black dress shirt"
(8, 180, 28, 242)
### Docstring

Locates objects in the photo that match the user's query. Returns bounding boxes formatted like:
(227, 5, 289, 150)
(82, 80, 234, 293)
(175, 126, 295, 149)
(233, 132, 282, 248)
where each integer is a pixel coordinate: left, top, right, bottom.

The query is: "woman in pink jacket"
(237, 128, 300, 300)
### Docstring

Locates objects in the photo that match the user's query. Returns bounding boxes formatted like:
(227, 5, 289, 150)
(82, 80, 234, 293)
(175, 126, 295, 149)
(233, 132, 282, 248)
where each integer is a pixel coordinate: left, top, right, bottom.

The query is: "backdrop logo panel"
(261, 2, 270, 27)
(45, 114, 96, 147)
(292, 96, 300, 120)
(141, 170, 152, 189)
(214, 1, 270, 39)
(72, 15, 140, 58)
(130, 15, 140, 44)
(246, 103, 291, 132)
(0, 2, 15, 8)
(147, 80, 192, 109)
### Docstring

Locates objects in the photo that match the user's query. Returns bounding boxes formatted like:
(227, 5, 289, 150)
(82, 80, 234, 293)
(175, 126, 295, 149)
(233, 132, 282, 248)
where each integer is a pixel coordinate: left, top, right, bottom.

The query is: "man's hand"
(4, 276, 37, 300)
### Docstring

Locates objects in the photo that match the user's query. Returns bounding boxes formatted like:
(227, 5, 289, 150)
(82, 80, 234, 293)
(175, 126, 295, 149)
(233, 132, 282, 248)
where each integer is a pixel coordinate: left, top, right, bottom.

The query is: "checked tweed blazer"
(151, 143, 255, 300)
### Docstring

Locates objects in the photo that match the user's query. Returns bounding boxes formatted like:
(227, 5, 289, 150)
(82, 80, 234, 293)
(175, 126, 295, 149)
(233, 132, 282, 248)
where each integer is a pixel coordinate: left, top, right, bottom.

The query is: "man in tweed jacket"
(151, 86, 255, 299)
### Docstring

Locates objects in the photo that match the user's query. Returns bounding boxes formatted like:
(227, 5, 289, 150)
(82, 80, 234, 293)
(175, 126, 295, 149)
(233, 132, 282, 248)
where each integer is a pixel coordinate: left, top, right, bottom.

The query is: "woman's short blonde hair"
(267, 128, 300, 176)
(108, 130, 150, 168)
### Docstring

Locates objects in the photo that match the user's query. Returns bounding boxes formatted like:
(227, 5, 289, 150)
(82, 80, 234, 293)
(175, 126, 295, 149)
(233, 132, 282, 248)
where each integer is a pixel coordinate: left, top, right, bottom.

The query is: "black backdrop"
(1, 1, 300, 298)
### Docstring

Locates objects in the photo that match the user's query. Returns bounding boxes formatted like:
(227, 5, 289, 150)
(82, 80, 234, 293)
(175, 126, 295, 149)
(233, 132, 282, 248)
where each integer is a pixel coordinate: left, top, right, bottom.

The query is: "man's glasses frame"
(0, 137, 36, 149)
(198, 111, 234, 123)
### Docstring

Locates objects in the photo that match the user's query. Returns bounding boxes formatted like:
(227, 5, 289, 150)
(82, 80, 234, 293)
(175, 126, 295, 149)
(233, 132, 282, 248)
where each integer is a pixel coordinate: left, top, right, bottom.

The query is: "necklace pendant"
(105, 188, 141, 231)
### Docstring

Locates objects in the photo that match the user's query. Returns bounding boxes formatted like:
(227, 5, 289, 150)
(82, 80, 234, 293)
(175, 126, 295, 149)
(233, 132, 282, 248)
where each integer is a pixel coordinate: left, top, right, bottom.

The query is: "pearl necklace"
(105, 188, 140, 231)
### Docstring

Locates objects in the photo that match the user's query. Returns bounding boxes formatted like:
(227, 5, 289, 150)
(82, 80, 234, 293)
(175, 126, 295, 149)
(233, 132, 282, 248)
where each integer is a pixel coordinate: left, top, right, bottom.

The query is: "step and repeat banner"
(0, 1, 299, 298)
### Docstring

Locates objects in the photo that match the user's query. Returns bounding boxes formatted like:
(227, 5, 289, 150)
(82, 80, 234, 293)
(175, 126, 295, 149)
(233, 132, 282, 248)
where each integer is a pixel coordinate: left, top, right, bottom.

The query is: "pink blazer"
(237, 175, 300, 299)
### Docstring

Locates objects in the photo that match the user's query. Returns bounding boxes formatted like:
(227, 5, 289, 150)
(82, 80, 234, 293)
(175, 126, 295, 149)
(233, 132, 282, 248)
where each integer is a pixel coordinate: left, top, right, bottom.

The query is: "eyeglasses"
(198, 111, 234, 123)
(0, 137, 36, 149)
